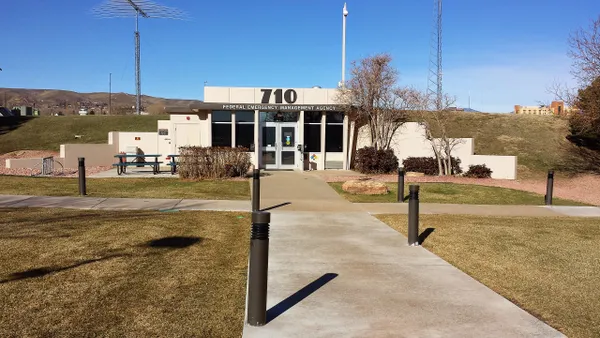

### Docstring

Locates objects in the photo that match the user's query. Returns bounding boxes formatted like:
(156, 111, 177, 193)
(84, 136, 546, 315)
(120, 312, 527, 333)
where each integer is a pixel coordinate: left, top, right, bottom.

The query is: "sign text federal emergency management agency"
(221, 104, 342, 111)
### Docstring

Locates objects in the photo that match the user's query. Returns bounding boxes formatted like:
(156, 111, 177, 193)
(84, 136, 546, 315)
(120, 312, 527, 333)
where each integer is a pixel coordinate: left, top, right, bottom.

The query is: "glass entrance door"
(261, 122, 298, 170)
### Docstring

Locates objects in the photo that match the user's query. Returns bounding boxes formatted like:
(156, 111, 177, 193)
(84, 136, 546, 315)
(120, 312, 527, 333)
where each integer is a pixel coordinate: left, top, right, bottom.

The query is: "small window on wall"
(325, 112, 344, 152)
(304, 111, 322, 152)
(212, 111, 232, 147)
(235, 111, 254, 150)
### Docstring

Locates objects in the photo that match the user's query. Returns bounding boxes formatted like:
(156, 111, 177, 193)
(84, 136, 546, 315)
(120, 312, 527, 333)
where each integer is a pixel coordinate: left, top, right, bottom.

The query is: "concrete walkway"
(241, 171, 564, 337)
(243, 211, 563, 338)
(1, 193, 599, 217)
(0, 195, 249, 212)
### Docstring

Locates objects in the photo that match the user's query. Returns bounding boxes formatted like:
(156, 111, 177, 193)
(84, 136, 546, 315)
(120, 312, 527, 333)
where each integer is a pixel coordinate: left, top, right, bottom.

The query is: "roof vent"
(312, 85, 322, 89)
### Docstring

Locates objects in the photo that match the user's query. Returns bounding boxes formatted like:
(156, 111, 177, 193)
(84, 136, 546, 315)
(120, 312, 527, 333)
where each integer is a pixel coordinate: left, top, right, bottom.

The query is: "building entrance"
(260, 122, 299, 170)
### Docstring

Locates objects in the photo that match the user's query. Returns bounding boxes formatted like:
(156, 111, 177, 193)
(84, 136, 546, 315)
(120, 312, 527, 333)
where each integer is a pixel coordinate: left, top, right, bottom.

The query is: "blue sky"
(1, 0, 599, 112)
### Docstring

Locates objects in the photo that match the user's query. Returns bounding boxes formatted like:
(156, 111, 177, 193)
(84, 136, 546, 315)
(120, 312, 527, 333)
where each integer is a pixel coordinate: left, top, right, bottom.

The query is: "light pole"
(109, 72, 112, 115)
(340, 3, 348, 88)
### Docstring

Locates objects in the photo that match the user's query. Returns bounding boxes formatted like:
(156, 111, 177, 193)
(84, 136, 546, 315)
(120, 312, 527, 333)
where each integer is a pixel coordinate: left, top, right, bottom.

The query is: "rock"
(342, 180, 389, 195)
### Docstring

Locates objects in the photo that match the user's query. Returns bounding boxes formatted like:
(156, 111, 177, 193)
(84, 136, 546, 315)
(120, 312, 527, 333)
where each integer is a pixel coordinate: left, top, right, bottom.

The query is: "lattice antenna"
(426, 0, 443, 111)
(91, 0, 189, 115)
(91, 0, 188, 20)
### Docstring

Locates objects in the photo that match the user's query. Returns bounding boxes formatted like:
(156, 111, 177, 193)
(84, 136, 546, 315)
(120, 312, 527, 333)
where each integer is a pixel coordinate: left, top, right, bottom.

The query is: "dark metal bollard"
(78, 157, 87, 196)
(397, 167, 405, 203)
(408, 185, 420, 246)
(252, 168, 261, 212)
(545, 170, 554, 205)
(247, 211, 271, 326)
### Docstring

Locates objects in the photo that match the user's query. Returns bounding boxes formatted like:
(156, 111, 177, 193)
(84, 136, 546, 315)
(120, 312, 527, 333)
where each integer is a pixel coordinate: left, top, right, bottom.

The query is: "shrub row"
(402, 156, 463, 175)
(178, 146, 251, 180)
(354, 147, 399, 174)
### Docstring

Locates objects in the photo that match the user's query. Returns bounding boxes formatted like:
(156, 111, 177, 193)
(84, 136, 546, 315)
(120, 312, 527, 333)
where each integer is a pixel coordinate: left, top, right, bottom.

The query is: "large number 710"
(260, 89, 298, 104)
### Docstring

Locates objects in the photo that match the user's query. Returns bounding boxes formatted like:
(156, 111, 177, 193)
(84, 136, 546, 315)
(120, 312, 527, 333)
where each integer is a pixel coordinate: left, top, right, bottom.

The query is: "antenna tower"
(91, 0, 188, 115)
(427, 0, 443, 110)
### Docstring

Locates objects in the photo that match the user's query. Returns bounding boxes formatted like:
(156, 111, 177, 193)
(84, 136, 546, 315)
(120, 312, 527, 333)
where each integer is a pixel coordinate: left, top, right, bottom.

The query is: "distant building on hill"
(514, 101, 576, 116)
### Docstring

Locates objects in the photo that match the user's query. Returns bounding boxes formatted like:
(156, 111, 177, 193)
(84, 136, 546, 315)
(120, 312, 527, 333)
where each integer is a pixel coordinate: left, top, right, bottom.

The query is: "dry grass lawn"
(377, 214, 600, 338)
(0, 176, 250, 200)
(0, 208, 250, 337)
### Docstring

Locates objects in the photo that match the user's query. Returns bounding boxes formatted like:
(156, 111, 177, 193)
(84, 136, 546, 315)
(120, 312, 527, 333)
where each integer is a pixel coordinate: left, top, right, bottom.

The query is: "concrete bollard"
(247, 210, 271, 326)
(545, 170, 554, 205)
(408, 185, 419, 246)
(252, 168, 261, 212)
(78, 157, 87, 196)
(397, 167, 405, 203)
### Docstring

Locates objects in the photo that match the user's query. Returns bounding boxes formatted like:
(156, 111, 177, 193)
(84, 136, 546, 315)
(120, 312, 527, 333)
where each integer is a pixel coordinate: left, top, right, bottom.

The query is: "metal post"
(545, 170, 554, 205)
(408, 185, 420, 246)
(252, 169, 261, 212)
(247, 211, 270, 326)
(397, 167, 405, 203)
(78, 157, 87, 196)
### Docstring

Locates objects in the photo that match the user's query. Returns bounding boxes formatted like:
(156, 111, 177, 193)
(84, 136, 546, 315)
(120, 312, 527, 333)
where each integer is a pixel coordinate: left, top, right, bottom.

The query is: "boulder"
(342, 179, 389, 195)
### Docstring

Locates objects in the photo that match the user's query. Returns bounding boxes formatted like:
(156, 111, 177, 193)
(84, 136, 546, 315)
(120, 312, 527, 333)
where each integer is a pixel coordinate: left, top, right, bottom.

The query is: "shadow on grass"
(0, 254, 130, 284)
(145, 236, 201, 248)
(0, 235, 202, 284)
(418, 228, 435, 244)
(266, 273, 338, 324)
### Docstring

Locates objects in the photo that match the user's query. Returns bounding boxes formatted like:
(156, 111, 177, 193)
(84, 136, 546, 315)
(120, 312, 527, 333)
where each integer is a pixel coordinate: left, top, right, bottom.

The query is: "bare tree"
(337, 53, 416, 151)
(569, 15, 600, 85)
(419, 93, 464, 176)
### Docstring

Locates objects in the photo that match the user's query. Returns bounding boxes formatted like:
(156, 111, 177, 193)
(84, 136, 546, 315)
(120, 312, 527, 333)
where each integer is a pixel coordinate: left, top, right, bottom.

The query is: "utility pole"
(109, 72, 112, 115)
(339, 3, 348, 88)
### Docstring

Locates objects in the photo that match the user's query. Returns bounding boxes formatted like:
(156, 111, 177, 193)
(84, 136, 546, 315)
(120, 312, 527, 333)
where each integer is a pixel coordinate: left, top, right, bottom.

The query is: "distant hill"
(0, 87, 202, 115)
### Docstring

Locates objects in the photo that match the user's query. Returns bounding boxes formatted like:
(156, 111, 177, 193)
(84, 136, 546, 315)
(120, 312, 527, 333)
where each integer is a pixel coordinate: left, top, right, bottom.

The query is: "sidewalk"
(0, 195, 249, 212)
(1, 193, 599, 217)
(242, 211, 564, 338)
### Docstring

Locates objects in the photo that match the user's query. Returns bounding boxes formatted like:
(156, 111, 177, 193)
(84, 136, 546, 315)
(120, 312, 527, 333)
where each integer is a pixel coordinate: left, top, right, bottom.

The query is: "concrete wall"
(59, 144, 116, 168)
(5, 157, 65, 169)
(356, 122, 517, 179)
(204, 86, 341, 105)
(468, 155, 518, 179)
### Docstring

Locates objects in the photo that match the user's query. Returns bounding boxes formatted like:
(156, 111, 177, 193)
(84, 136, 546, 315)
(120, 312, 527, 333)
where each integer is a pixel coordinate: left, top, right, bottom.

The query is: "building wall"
(204, 86, 341, 105)
(355, 122, 517, 179)
(469, 155, 517, 180)
(59, 144, 116, 168)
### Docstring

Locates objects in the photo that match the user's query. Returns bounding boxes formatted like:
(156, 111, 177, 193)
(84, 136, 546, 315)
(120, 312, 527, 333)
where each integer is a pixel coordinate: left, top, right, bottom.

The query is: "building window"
(325, 112, 344, 152)
(212, 111, 232, 147)
(235, 110, 254, 150)
(304, 111, 322, 152)
(260, 111, 298, 122)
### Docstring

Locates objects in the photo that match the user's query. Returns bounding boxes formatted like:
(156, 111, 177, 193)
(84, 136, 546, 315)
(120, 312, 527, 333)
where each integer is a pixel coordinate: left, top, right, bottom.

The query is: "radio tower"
(91, 0, 188, 115)
(427, 0, 443, 111)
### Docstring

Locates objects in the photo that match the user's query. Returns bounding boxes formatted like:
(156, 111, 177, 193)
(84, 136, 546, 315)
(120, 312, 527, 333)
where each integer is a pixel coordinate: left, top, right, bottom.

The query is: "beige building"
(514, 101, 575, 116)
(5, 85, 520, 179)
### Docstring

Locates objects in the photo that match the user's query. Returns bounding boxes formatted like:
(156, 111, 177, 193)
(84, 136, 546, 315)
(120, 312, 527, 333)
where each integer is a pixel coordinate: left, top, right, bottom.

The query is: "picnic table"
(166, 154, 180, 175)
(113, 154, 163, 175)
